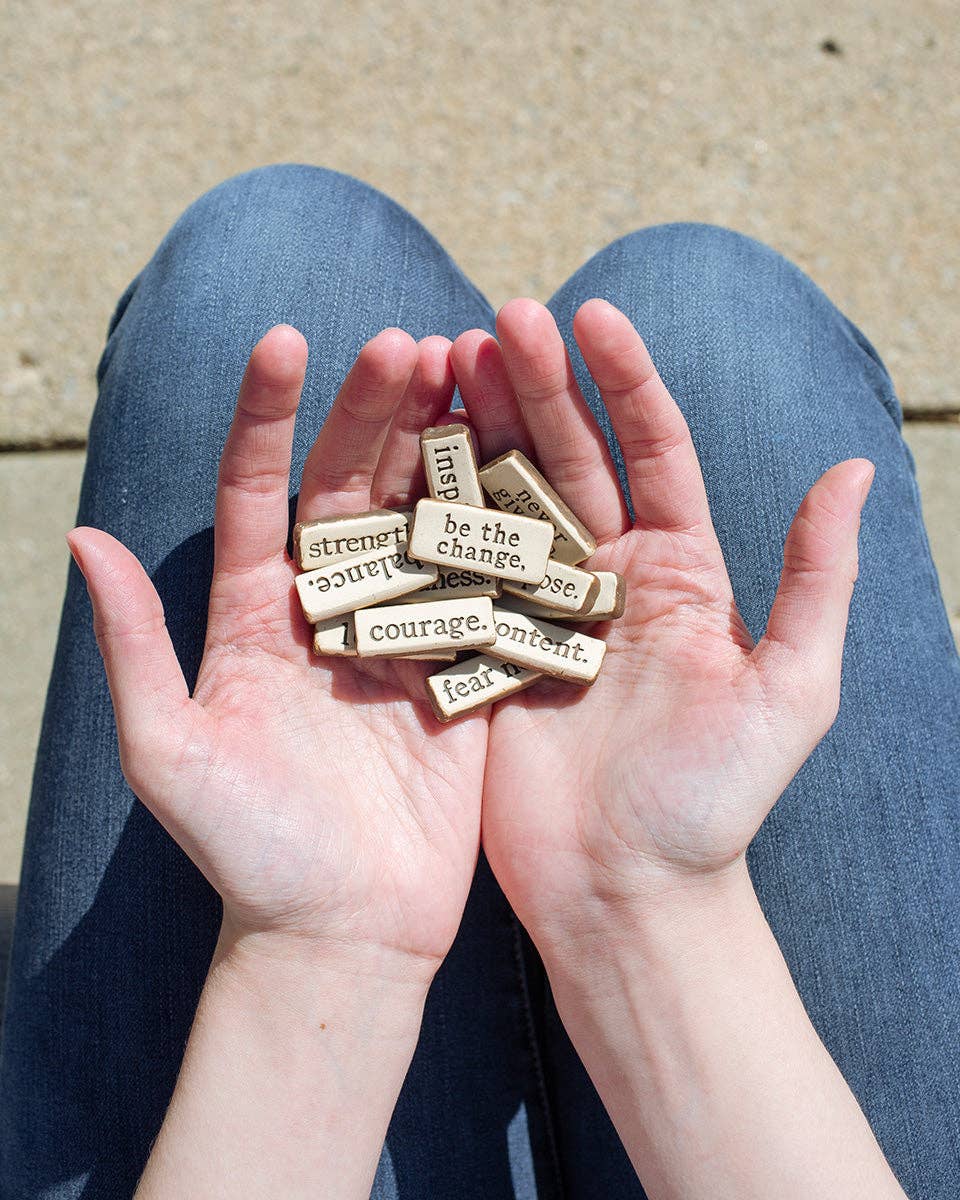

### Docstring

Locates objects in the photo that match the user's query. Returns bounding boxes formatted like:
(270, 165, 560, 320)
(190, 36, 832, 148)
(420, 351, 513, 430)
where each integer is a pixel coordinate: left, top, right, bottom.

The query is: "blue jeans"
(1, 164, 957, 1200)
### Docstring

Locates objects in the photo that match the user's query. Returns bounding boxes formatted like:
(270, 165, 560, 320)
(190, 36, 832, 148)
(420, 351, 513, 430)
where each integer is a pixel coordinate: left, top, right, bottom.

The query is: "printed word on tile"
(487, 607, 606, 683)
(291, 434, 624, 720)
(408, 499, 553, 583)
(312, 613, 358, 657)
(296, 547, 438, 622)
(501, 558, 600, 614)
(294, 508, 410, 570)
(421, 424, 485, 506)
(426, 655, 542, 721)
(479, 450, 596, 564)
(500, 570, 625, 622)
(392, 566, 500, 603)
(354, 598, 496, 657)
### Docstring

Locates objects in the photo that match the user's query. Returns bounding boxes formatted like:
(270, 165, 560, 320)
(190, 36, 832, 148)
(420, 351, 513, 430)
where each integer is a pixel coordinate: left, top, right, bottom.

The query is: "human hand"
(69, 325, 487, 987)
(451, 298, 873, 954)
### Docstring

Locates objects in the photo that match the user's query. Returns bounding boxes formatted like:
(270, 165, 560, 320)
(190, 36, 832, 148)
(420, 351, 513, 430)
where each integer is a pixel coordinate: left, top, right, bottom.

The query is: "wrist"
(137, 916, 431, 1197)
(534, 855, 760, 985)
(211, 914, 434, 1043)
(525, 859, 787, 1192)
(527, 852, 904, 1199)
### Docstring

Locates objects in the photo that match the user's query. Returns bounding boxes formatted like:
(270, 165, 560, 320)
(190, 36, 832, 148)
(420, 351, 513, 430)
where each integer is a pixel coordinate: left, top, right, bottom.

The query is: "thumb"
(68, 527, 202, 804)
(754, 459, 874, 728)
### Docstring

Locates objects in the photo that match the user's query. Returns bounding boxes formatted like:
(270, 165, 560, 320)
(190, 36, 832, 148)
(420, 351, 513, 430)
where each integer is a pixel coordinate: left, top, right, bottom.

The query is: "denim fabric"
(0, 163, 956, 1200)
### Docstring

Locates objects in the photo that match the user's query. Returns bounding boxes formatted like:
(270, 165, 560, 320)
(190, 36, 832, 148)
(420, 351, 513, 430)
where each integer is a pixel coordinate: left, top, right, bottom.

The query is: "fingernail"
(858, 462, 876, 504)
(65, 531, 86, 576)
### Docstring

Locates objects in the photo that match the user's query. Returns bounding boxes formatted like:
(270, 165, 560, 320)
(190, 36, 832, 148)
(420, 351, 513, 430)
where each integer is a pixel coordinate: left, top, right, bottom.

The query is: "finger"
(754, 459, 874, 712)
(67, 528, 204, 797)
(371, 336, 455, 508)
(572, 298, 714, 536)
(297, 328, 418, 521)
(433, 407, 470, 426)
(449, 329, 535, 461)
(495, 299, 629, 542)
(430, 409, 484, 459)
(215, 325, 308, 576)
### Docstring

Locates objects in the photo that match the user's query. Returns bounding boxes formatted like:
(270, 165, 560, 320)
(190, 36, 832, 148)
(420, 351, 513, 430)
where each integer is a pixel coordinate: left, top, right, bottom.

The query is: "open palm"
(70, 325, 487, 976)
(450, 299, 872, 945)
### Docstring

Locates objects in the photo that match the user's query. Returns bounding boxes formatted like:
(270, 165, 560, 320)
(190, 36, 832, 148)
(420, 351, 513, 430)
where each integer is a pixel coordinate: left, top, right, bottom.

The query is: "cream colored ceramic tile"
(426, 654, 542, 721)
(479, 450, 596, 564)
(354, 597, 496, 656)
(387, 650, 458, 662)
(421, 424, 484, 506)
(293, 508, 410, 571)
(392, 566, 500, 603)
(312, 613, 357, 656)
(408, 498, 553, 584)
(295, 547, 438, 622)
(502, 570, 626, 622)
(502, 558, 600, 614)
(487, 606, 606, 683)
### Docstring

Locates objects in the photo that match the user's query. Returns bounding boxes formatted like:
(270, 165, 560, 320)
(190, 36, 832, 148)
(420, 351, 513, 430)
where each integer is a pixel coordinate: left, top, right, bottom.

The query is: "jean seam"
(510, 914, 565, 1200)
(95, 268, 145, 389)
(835, 312, 904, 432)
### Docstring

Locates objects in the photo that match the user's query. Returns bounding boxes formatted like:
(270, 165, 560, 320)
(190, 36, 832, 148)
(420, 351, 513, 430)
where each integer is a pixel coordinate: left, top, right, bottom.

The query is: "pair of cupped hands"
(68, 297, 872, 998)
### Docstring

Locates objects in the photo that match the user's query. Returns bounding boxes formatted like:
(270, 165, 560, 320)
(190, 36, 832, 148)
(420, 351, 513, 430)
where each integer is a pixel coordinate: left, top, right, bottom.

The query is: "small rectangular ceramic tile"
(386, 650, 458, 662)
(487, 606, 606, 683)
(421, 424, 484, 506)
(354, 597, 496, 657)
(501, 558, 600, 614)
(426, 654, 542, 721)
(392, 566, 500, 604)
(312, 613, 357, 656)
(479, 450, 596, 564)
(502, 570, 626, 622)
(295, 547, 438, 622)
(293, 508, 410, 571)
(408, 498, 553, 584)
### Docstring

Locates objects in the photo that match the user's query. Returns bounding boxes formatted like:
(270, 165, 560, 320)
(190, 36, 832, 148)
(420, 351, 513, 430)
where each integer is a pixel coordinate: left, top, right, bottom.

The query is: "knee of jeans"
(557, 221, 837, 334)
(550, 221, 900, 429)
(95, 162, 476, 391)
(155, 162, 428, 276)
